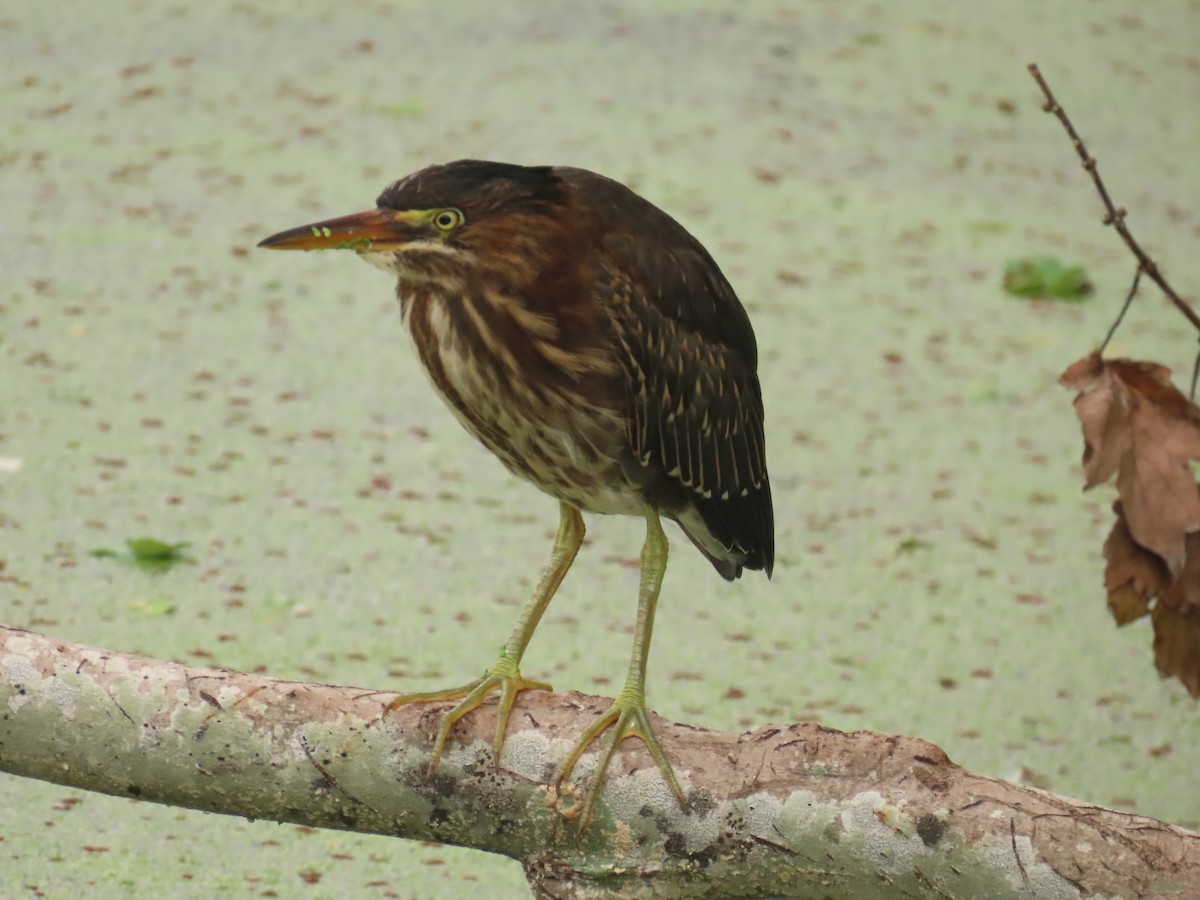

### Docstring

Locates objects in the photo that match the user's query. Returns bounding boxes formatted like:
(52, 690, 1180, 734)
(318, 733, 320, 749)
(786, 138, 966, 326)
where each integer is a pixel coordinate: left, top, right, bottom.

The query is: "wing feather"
(598, 226, 774, 578)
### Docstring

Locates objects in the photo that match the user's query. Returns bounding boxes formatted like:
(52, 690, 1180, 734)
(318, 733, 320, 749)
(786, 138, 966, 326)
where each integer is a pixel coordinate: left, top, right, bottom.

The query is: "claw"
(386, 663, 552, 770)
(555, 695, 687, 833)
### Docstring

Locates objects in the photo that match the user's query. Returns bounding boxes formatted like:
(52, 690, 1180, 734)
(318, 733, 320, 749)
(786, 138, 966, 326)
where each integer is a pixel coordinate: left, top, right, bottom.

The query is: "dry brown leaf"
(1069, 360, 1200, 697)
(1061, 352, 1200, 575)
(1060, 352, 1135, 487)
(1107, 586, 1152, 626)
(1102, 502, 1170, 619)
(1102, 507, 1200, 694)
(1152, 601, 1200, 698)
(1163, 529, 1200, 615)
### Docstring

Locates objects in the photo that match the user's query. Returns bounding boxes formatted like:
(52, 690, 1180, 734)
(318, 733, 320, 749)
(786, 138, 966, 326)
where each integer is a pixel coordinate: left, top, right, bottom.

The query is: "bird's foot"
(555, 685, 687, 833)
(385, 655, 551, 773)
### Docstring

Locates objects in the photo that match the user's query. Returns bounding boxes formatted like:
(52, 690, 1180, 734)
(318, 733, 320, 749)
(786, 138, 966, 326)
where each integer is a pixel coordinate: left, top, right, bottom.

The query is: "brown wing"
(597, 219, 774, 580)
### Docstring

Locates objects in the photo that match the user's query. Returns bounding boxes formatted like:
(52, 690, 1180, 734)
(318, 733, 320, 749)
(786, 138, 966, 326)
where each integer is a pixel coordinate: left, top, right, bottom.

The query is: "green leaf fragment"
(89, 538, 193, 572)
(1002, 256, 1093, 301)
(125, 538, 184, 559)
(129, 598, 178, 617)
(253, 595, 304, 623)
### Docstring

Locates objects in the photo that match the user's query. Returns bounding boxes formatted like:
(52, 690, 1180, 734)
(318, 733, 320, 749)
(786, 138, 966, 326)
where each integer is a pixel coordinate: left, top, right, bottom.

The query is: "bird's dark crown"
(377, 160, 567, 219)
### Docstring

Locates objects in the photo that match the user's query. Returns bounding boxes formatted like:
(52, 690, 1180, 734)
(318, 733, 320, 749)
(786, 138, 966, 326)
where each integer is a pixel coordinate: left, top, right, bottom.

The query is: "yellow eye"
(432, 208, 463, 231)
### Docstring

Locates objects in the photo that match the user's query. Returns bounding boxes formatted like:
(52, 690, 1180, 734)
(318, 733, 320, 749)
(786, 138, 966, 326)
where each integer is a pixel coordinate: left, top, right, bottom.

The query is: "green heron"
(258, 160, 773, 829)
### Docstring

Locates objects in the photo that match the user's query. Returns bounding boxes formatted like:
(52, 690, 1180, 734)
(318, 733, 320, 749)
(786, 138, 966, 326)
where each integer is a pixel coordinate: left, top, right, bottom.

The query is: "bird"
(257, 160, 773, 830)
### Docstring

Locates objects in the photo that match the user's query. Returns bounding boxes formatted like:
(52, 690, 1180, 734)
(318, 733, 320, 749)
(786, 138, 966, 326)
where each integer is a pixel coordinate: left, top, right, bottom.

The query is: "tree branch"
(1027, 63, 1200, 337)
(1, 624, 1196, 898)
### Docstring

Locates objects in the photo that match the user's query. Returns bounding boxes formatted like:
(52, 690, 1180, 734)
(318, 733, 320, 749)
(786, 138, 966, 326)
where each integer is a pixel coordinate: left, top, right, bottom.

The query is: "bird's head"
(257, 160, 573, 286)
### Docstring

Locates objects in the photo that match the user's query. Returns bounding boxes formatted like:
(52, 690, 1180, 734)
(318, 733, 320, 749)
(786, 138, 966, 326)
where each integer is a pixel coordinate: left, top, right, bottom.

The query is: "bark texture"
(1, 624, 1196, 898)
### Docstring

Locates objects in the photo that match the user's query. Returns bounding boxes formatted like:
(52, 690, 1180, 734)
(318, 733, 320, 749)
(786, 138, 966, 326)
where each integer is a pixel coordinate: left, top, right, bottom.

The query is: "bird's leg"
(386, 502, 584, 772)
(555, 511, 687, 832)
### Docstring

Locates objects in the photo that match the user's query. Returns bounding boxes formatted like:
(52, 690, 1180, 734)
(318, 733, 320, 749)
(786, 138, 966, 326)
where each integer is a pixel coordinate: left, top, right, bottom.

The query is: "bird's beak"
(257, 208, 422, 252)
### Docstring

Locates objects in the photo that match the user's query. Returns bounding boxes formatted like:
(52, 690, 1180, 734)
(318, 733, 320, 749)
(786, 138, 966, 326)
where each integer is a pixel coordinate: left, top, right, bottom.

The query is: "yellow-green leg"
(556, 510, 687, 832)
(387, 502, 585, 772)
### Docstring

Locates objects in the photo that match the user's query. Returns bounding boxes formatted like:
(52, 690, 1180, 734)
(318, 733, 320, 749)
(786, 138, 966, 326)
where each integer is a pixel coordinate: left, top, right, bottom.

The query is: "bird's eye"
(432, 208, 463, 231)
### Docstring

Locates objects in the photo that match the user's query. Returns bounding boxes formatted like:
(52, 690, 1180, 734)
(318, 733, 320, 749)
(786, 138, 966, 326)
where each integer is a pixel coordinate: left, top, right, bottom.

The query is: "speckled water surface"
(2, 1, 1197, 896)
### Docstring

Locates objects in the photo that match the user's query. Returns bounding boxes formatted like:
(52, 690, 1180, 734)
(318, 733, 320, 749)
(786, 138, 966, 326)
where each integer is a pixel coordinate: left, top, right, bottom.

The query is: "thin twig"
(1099, 267, 1142, 355)
(1027, 63, 1200, 335)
